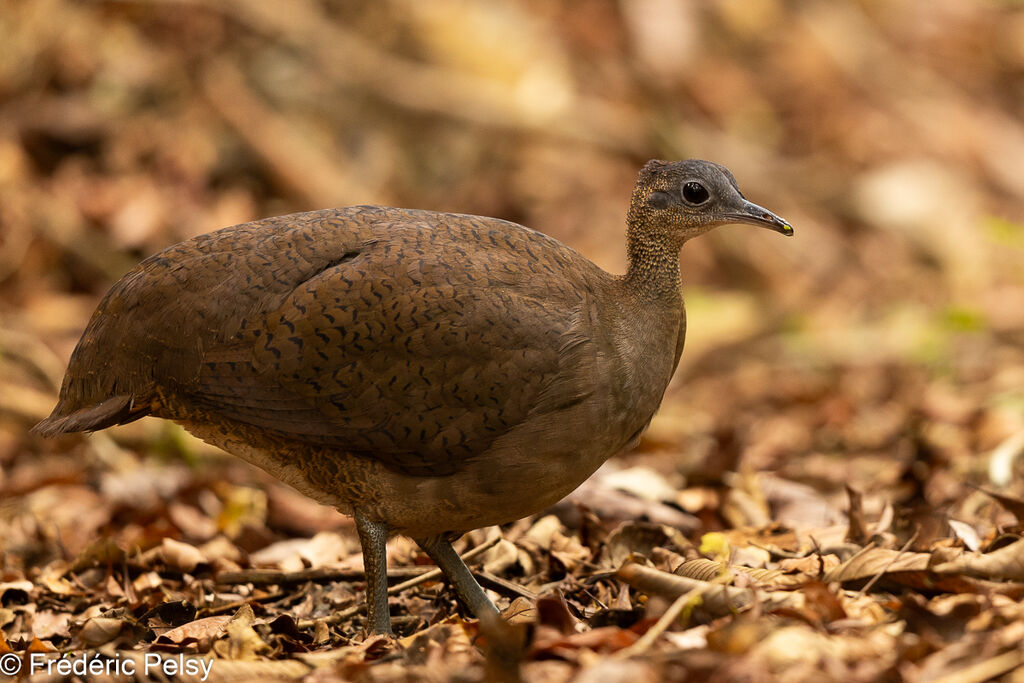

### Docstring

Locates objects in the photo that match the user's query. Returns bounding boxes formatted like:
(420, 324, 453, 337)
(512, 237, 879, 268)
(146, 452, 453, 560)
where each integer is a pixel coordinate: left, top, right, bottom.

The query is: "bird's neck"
(609, 212, 686, 436)
(621, 213, 684, 303)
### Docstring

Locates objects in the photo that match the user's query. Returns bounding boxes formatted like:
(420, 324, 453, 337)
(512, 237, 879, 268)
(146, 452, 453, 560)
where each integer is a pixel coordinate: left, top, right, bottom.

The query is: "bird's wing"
(191, 211, 597, 476)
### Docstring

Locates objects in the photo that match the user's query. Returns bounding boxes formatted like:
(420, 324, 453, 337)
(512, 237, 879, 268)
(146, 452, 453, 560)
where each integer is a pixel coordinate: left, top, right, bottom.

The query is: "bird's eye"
(682, 182, 710, 205)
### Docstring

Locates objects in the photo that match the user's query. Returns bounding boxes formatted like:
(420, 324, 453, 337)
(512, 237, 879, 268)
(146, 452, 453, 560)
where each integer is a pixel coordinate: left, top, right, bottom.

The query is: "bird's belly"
(178, 403, 638, 539)
(383, 403, 650, 536)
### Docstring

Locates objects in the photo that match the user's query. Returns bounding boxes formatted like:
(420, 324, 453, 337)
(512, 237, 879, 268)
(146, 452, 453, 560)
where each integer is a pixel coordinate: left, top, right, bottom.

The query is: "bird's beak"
(725, 200, 794, 236)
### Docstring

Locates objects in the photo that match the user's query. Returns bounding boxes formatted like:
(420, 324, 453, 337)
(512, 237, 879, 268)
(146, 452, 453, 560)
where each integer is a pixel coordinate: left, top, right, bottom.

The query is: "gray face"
(646, 159, 793, 237)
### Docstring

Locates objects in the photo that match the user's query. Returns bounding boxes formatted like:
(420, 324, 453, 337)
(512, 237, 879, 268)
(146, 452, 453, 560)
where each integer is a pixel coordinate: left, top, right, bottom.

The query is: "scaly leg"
(354, 512, 391, 635)
(415, 535, 500, 620)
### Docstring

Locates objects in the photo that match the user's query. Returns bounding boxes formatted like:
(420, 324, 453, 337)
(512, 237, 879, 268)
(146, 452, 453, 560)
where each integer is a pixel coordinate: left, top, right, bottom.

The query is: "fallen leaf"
(617, 561, 800, 616)
(822, 547, 929, 583)
(502, 596, 537, 626)
(142, 537, 206, 573)
(602, 521, 680, 569)
(158, 615, 232, 644)
(132, 571, 163, 594)
(79, 616, 123, 647)
(0, 581, 33, 604)
(932, 537, 1024, 581)
(30, 611, 72, 640)
(483, 539, 519, 575)
(947, 519, 982, 552)
(214, 604, 270, 660)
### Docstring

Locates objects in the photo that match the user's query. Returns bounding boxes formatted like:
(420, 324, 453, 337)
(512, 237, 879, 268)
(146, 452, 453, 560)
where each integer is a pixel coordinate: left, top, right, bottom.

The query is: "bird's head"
(631, 159, 793, 241)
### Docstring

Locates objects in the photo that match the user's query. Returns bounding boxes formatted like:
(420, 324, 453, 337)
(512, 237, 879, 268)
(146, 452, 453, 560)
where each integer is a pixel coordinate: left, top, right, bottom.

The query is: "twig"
(838, 540, 877, 570)
(217, 565, 428, 586)
(296, 602, 362, 629)
(197, 591, 288, 617)
(616, 561, 755, 616)
(382, 533, 503, 596)
(614, 585, 705, 659)
(385, 567, 444, 596)
(928, 648, 1024, 683)
(857, 529, 919, 597)
(474, 570, 537, 601)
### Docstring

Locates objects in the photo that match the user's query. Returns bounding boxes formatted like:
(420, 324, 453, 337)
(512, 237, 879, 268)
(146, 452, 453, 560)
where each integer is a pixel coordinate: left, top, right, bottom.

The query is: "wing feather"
(187, 212, 597, 475)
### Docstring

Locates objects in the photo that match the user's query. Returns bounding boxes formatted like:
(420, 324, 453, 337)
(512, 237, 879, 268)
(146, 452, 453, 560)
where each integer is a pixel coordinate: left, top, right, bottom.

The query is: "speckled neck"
(621, 202, 684, 302)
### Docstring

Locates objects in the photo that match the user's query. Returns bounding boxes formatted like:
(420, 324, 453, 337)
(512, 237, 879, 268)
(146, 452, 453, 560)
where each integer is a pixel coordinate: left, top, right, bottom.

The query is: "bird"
(34, 159, 792, 634)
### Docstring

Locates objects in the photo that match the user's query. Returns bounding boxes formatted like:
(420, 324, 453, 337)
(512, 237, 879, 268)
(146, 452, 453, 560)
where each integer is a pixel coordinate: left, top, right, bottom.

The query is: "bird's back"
(35, 206, 629, 481)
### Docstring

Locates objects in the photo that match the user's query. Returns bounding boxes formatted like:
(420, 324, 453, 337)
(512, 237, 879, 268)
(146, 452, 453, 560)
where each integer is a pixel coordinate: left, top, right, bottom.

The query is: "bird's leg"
(415, 535, 500, 620)
(354, 511, 392, 635)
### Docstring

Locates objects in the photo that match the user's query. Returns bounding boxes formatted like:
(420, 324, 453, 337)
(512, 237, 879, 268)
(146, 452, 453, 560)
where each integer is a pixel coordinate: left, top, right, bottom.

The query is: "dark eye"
(682, 182, 710, 204)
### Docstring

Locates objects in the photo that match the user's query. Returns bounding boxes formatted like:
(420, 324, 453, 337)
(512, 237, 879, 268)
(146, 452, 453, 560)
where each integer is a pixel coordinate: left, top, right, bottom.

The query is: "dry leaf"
(947, 519, 982, 552)
(159, 615, 232, 644)
(483, 539, 519, 575)
(822, 548, 930, 583)
(132, 571, 163, 594)
(151, 537, 207, 573)
(932, 537, 1024, 581)
(30, 611, 71, 640)
(602, 521, 679, 569)
(79, 616, 123, 647)
(214, 605, 270, 660)
(617, 561, 800, 616)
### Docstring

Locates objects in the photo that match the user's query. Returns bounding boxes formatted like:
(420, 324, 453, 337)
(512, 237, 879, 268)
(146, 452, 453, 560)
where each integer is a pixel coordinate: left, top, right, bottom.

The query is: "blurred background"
(2, 0, 1024, 556)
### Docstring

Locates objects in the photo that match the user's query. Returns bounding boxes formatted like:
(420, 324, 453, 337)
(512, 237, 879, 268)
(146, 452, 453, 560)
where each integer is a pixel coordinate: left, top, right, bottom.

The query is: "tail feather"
(32, 395, 149, 437)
